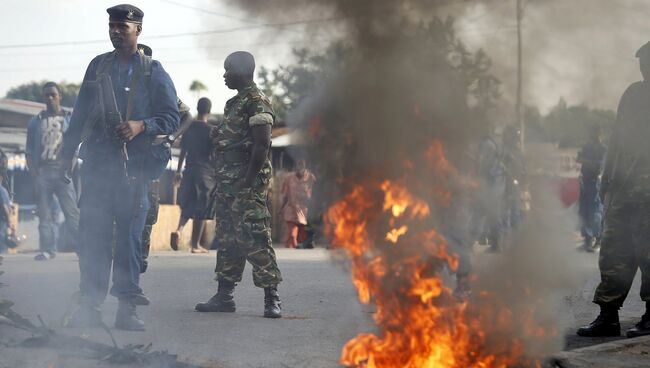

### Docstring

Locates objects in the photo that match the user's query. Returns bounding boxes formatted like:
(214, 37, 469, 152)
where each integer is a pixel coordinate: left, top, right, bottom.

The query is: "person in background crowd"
(0, 166, 14, 254)
(501, 125, 526, 231)
(474, 126, 506, 253)
(281, 159, 316, 249)
(170, 97, 215, 254)
(26, 81, 80, 260)
(576, 125, 606, 252)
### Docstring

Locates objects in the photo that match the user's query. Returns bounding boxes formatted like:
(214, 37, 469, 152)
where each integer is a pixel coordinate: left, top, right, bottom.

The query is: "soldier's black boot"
(65, 300, 103, 328)
(626, 302, 650, 338)
(114, 299, 145, 331)
(195, 280, 236, 312)
(576, 306, 620, 337)
(263, 287, 282, 319)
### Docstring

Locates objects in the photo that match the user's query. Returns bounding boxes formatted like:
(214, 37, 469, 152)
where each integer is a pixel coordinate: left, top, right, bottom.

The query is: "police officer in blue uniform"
(61, 4, 179, 331)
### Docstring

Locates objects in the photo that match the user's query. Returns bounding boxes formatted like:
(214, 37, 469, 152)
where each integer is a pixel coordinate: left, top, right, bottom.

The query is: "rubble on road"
(0, 256, 207, 368)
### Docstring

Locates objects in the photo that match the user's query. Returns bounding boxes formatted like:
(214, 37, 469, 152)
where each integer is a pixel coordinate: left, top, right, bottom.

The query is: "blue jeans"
(35, 164, 80, 254)
(579, 176, 603, 239)
(77, 167, 149, 304)
(0, 220, 7, 254)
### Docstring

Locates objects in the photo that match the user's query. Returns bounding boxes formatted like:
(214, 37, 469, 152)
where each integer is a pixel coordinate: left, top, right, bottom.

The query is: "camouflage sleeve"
(246, 92, 275, 127)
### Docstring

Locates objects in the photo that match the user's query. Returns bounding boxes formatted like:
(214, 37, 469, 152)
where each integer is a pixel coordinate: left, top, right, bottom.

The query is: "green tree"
(189, 80, 208, 99)
(5, 80, 80, 107)
(540, 98, 615, 148)
(522, 105, 545, 142)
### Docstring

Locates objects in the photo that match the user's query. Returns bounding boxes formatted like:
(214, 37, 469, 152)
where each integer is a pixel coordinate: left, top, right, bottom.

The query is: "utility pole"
(516, 0, 525, 149)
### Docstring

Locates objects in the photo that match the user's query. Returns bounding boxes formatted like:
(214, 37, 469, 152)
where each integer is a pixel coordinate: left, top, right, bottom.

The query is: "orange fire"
(325, 140, 544, 368)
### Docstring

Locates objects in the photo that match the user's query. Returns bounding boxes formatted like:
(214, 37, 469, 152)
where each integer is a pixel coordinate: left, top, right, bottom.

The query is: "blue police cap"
(107, 4, 144, 24)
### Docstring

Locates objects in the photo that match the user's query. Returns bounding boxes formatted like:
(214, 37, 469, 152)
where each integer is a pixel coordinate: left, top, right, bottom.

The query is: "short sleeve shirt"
(181, 120, 213, 169)
(212, 83, 274, 153)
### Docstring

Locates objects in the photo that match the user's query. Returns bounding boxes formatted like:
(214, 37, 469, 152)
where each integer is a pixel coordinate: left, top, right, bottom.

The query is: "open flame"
(326, 140, 545, 368)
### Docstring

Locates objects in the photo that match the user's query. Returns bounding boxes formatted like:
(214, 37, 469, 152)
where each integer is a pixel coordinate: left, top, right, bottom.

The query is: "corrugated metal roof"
(0, 98, 47, 116)
(0, 98, 72, 114)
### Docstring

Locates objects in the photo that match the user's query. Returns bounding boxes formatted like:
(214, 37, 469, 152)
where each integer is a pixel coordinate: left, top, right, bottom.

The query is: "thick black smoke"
(453, 0, 650, 113)
(221, 0, 584, 364)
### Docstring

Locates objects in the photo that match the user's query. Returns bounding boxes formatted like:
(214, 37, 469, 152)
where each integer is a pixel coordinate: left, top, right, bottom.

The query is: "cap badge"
(126, 10, 134, 20)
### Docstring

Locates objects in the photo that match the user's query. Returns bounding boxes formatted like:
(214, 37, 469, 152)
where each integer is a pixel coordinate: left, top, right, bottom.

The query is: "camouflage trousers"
(593, 199, 650, 308)
(213, 183, 282, 288)
(141, 181, 160, 273)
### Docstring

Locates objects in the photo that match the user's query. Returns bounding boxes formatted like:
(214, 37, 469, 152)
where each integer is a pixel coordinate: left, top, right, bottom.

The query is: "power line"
(158, 0, 250, 22)
(0, 15, 350, 50)
(0, 38, 331, 58)
(0, 47, 318, 73)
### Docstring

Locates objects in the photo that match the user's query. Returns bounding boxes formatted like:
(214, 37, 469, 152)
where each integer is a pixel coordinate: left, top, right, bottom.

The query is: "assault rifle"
(98, 73, 129, 172)
(78, 73, 129, 179)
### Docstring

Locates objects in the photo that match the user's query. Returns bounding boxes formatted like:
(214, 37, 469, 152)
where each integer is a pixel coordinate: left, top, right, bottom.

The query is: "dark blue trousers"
(78, 167, 149, 304)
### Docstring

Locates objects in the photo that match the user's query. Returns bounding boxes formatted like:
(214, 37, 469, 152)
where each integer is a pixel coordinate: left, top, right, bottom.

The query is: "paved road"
(1, 247, 647, 367)
(561, 249, 646, 351)
(1, 249, 373, 368)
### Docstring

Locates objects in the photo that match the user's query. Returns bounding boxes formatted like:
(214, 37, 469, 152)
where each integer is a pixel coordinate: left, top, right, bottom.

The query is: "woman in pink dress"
(281, 160, 316, 248)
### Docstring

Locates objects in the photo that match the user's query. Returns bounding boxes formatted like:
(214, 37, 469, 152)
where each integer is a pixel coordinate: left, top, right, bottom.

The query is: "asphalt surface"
(0, 246, 647, 367)
(1, 249, 373, 368)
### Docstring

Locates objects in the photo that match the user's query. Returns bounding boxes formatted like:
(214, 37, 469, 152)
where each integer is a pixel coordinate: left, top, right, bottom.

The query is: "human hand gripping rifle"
(62, 74, 130, 184)
(99, 73, 130, 177)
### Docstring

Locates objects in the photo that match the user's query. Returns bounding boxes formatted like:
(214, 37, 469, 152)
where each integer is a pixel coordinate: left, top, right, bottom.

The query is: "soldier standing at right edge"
(577, 41, 650, 338)
(195, 51, 282, 318)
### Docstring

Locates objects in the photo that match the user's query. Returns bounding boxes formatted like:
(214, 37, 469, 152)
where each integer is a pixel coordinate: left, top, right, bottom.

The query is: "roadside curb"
(551, 335, 650, 368)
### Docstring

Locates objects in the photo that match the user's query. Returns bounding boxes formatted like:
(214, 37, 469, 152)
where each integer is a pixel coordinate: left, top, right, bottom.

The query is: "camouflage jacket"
(211, 83, 274, 187)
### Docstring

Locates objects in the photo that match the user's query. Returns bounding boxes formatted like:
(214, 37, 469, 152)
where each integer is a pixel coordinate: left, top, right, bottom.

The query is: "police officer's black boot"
(576, 305, 620, 337)
(65, 298, 103, 328)
(114, 299, 145, 331)
(626, 302, 650, 338)
(263, 286, 282, 319)
(195, 280, 236, 312)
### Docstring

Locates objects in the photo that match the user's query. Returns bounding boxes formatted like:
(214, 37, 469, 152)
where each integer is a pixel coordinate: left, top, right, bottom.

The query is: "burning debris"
(324, 150, 549, 368)
(223, 0, 580, 367)
(0, 257, 203, 368)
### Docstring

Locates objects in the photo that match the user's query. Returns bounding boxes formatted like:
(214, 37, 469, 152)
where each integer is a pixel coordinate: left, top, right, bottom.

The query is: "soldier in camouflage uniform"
(136, 44, 194, 272)
(195, 51, 282, 318)
(577, 41, 650, 338)
(141, 97, 193, 273)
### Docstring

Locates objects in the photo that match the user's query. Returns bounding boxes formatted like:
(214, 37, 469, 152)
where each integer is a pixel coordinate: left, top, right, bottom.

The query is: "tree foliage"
(525, 98, 615, 148)
(189, 80, 207, 93)
(5, 80, 80, 107)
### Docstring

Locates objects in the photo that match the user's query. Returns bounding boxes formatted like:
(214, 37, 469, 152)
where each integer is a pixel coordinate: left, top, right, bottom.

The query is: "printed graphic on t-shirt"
(40, 116, 64, 161)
